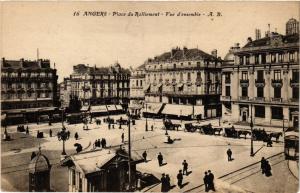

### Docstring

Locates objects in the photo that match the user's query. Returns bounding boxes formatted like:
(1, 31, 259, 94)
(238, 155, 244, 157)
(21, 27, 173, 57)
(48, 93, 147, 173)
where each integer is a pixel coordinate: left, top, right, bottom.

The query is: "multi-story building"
(129, 64, 145, 116)
(1, 58, 58, 124)
(69, 63, 130, 113)
(221, 18, 299, 128)
(144, 47, 222, 120)
(59, 78, 72, 108)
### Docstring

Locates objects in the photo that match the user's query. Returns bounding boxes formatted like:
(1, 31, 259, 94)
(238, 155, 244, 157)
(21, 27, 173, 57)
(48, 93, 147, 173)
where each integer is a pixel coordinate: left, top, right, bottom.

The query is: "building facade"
(221, 18, 299, 128)
(59, 78, 72, 108)
(144, 47, 222, 120)
(69, 63, 130, 109)
(129, 64, 145, 116)
(1, 58, 58, 124)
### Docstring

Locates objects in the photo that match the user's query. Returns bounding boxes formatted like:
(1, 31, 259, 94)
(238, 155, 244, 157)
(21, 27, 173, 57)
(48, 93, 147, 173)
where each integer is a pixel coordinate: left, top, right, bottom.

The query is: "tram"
(284, 131, 299, 160)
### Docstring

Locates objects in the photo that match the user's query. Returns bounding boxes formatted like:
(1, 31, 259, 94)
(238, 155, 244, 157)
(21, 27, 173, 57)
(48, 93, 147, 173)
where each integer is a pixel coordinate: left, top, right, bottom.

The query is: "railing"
(254, 97, 265, 102)
(221, 96, 231, 101)
(225, 79, 231, 84)
(289, 98, 299, 103)
(271, 97, 282, 102)
(290, 78, 299, 87)
(271, 79, 283, 87)
(255, 79, 265, 87)
(240, 79, 249, 87)
(239, 96, 249, 101)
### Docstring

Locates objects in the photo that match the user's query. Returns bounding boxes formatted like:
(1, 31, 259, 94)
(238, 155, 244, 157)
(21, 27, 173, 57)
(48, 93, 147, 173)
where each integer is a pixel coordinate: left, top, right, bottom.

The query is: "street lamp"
(57, 126, 70, 158)
(250, 104, 254, 157)
(126, 111, 132, 191)
(145, 103, 148, 132)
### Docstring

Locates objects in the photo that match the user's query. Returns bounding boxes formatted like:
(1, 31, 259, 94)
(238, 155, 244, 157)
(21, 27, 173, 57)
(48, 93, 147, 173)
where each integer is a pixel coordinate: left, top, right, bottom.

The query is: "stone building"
(1, 58, 58, 125)
(221, 18, 299, 128)
(129, 64, 145, 116)
(68, 63, 130, 112)
(59, 78, 72, 108)
(144, 47, 222, 120)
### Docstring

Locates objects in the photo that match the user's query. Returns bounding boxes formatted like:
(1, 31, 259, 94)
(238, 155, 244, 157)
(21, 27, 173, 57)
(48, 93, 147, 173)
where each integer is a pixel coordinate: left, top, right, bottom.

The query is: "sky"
(1, 1, 299, 82)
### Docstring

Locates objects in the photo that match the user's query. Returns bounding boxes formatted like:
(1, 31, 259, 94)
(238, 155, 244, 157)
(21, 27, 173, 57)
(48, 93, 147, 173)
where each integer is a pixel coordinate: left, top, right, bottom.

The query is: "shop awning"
(194, 105, 204, 115)
(143, 103, 164, 114)
(81, 106, 90, 111)
(115, 105, 123, 110)
(162, 104, 193, 116)
(144, 84, 151, 91)
(106, 105, 117, 111)
(90, 105, 107, 113)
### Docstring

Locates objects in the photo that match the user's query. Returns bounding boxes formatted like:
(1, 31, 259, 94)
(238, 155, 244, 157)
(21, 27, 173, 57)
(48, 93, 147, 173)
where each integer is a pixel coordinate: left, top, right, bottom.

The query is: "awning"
(81, 106, 90, 111)
(194, 105, 204, 115)
(90, 105, 107, 113)
(177, 83, 184, 88)
(106, 105, 117, 111)
(285, 131, 299, 138)
(144, 84, 151, 91)
(162, 104, 193, 116)
(143, 103, 164, 114)
(115, 105, 123, 110)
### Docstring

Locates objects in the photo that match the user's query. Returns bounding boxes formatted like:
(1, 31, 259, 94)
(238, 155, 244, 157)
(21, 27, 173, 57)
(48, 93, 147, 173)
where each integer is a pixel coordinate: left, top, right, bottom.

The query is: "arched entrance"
(240, 107, 249, 122)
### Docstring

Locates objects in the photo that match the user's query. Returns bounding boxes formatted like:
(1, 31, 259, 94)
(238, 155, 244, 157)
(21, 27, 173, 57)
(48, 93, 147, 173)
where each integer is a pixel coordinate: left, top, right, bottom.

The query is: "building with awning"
(161, 104, 204, 120)
(143, 46, 222, 120)
(142, 103, 164, 118)
(90, 105, 108, 116)
(62, 148, 143, 192)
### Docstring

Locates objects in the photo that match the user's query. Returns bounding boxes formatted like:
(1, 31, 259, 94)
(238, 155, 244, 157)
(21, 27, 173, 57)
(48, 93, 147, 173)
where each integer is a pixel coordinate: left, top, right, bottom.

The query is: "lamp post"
(57, 126, 70, 158)
(145, 103, 148, 132)
(250, 104, 254, 157)
(126, 111, 132, 191)
(282, 117, 288, 147)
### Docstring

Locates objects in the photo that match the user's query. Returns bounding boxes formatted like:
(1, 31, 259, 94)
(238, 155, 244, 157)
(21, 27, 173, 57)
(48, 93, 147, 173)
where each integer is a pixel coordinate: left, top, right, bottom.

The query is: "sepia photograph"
(0, 1, 299, 192)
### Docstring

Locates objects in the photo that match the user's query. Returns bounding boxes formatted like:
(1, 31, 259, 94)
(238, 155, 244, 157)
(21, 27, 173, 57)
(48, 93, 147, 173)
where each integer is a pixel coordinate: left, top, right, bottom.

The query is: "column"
(265, 70, 271, 101)
(266, 53, 270, 63)
(249, 71, 255, 99)
(243, 56, 246, 65)
(265, 106, 272, 124)
(231, 71, 239, 100)
(283, 107, 289, 121)
(276, 53, 279, 63)
(283, 70, 289, 102)
(259, 54, 262, 64)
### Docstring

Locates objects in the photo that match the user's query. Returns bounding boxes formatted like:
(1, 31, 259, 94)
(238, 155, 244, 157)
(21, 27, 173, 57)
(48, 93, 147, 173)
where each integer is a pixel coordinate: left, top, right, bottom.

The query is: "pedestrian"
(207, 170, 215, 191)
(177, 170, 183, 188)
(265, 160, 272, 177)
(165, 174, 171, 191)
(67, 130, 70, 138)
(161, 173, 166, 192)
(121, 133, 124, 143)
(26, 126, 29, 135)
(227, 148, 232, 161)
(108, 123, 111, 129)
(31, 151, 36, 160)
(74, 132, 79, 140)
(261, 157, 267, 174)
(267, 136, 273, 147)
(203, 171, 209, 192)
(157, 152, 164, 166)
(142, 151, 147, 162)
(151, 125, 154, 131)
(182, 160, 188, 175)
(49, 129, 52, 137)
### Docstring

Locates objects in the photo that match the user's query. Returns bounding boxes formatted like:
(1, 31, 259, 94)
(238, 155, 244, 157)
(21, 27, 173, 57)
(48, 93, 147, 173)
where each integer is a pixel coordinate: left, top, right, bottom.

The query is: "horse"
(269, 132, 282, 142)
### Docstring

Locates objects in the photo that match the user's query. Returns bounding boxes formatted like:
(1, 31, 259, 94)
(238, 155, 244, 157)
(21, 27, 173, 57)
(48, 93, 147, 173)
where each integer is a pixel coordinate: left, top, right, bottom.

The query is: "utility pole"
(145, 103, 148, 131)
(250, 104, 254, 156)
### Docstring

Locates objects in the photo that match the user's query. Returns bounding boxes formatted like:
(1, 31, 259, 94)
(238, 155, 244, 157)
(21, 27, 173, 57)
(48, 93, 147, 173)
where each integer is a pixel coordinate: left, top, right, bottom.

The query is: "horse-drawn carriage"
(116, 118, 129, 125)
(163, 119, 181, 130)
(104, 117, 115, 124)
(185, 123, 200, 132)
(252, 129, 268, 141)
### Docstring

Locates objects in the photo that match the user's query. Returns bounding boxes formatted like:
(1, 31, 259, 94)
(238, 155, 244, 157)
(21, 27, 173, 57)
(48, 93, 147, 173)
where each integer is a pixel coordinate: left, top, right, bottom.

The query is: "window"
(242, 87, 248, 97)
(271, 107, 283, 119)
(136, 80, 138, 87)
(289, 52, 295, 62)
(196, 72, 201, 81)
(140, 80, 143, 86)
(226, 86, 230, 96)
(239, 56, 244, 65)
(292, 87, 299, 99)
(278, 53, 284, 62)
(255, 106, 265, 118)
(246, 56, 250, 65)
(261, 53, 266, 64)
(225, 73, 231, 83)
(257, 87, 264, 97)
(197, 62, 200, 68)
(274, 87, 281, 98)
(181, 63, 183, 66)
(187, 72, 191, 81)
(173, 63, 176, 69)
(188, 62, 191, 65)
(180, 73, 183, 81)
(257, 70, 264, 80)
(274, 70, 281, 80)
(27, 92, 32, 97)
(292, 70, 299, 81)
(255, 55, 259, 64)
(79, 175, 82, 192)
(72, 170, 76, 186)
(271, 53, 276, 63)
(242, 71, 248, 80)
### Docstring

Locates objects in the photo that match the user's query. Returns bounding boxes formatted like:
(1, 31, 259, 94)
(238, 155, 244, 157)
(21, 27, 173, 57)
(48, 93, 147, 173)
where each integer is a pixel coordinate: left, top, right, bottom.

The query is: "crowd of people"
(93, 138, 107, 148)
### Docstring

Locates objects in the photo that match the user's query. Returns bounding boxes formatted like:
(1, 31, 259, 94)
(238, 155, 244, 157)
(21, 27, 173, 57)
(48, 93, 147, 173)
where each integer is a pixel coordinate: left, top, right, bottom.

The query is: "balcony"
(254, 97, 265, 102)
(255, 79, 265, 87)
(186, 80, 192, 86)
(290, 98, 298, 103)
(271, 97, 282, 102)
(271, 79, 283, 87)
(225, 79, 231, 84)
(240, 79, 249, 87)
(290, 78, 299, 87)
(221, 96, 231, 101)
(195, 79, 201, 86)
(239, 96, 249, 101)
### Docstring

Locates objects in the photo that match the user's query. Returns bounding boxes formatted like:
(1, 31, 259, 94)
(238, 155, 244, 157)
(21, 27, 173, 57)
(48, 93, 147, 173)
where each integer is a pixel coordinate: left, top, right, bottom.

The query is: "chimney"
(247, 37, 252, 43)
(211, 49, 217, 58)
(171, 48, 177, 58)
(255, 29, 261, 40)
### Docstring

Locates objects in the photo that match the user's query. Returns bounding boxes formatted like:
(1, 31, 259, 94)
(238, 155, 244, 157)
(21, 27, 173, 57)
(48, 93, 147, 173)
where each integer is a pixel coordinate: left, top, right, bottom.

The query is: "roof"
(1, 59, 52, 70)
(243, 33, 299, 48)
(28, 150, 51, 173)
(146, 47, 220, 63)
(72, 63, 130, 75)
(62, 148, 143, 175)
